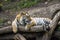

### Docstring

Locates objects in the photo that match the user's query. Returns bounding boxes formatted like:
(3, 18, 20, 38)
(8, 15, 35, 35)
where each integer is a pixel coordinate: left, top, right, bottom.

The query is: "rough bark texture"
(0, 33, 26, 40)
(0, 31, 59, 40)
(42, 11, 60, 40)
(0, 26, 13, 34)
(14, 34, 26, 40)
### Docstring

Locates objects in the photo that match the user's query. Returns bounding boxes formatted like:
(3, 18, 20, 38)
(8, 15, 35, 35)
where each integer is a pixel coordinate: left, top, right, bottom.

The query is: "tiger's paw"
(25, 26, 30, 31)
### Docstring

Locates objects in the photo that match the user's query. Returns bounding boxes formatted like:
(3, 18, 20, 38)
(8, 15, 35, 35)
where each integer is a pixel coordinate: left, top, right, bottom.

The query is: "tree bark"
(0, 33, 26, 40)
(0, 25, 46, 34)
(14, 33, 26, 40)
(0, 26, 13, 34)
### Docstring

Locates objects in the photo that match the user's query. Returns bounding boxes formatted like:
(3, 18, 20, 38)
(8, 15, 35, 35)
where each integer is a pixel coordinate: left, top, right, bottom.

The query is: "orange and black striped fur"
(12, 12, 52, 33)
(12, 12, 29, 33)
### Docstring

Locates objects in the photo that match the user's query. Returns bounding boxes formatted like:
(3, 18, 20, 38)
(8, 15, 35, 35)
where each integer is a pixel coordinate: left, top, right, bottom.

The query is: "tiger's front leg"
(12, 18, 18, 33)
(25, 21, 36, 31)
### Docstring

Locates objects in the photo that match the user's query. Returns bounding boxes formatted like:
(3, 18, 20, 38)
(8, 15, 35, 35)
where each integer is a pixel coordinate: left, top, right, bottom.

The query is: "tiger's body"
(12, 12, 52, 33)
(25, 17, 52, 31)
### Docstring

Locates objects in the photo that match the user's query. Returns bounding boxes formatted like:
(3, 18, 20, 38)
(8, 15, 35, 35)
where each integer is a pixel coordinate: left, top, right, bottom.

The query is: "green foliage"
(3, 0, 41, 10)
(17, 0, 41, 8)
(0, 18, 8, 26)
(57, 26, 60, 31)
(0, 19, 4, 24)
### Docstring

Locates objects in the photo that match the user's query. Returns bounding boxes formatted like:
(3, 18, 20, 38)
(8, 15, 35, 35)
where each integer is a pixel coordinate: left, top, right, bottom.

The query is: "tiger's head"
(12, 11, 31, 33)
(16, 11, 31, 26)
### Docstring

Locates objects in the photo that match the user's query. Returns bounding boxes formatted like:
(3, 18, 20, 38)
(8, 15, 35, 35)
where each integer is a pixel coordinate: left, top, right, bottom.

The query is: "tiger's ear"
(20, 11, 29, 16)
(20, 12, 26, 15)
(16, 11, 26, 18)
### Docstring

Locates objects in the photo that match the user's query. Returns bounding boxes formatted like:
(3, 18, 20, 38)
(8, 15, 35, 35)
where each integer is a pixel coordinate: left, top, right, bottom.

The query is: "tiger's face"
(24, 15, 31, 24)
(21, 12, 31, 25)
(16, 12, 31, 25)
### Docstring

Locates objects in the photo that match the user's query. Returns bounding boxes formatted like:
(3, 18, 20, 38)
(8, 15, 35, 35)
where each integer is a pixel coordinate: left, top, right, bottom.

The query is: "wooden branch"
(0, 22, 60, 34)
(0, 26, 13, 34)
(0, 33, 26, 40)
(18, 25, 46, 32)
(0, 34, 15, 40)
(0, 25, 47, 34)
(0, 31, 59, 40)
(14, 33, 26, 40)
(42, 11, 60, 40)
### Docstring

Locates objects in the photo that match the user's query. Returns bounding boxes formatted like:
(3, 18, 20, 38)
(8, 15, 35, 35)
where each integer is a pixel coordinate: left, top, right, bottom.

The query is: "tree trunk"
(42, 11, 60, 40)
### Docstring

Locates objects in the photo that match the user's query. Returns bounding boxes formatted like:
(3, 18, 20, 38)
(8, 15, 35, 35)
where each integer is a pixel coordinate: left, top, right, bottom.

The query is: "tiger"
(12, 11, 52, 33)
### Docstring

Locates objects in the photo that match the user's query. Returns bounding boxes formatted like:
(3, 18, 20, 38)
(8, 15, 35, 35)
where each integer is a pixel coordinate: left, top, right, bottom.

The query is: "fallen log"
(0, 26, 13, 34)
(42, 11, 60, 40)
(0, 30, 60, 40)
(0, 33, 26, 40)
(0, 25, 47, 34)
